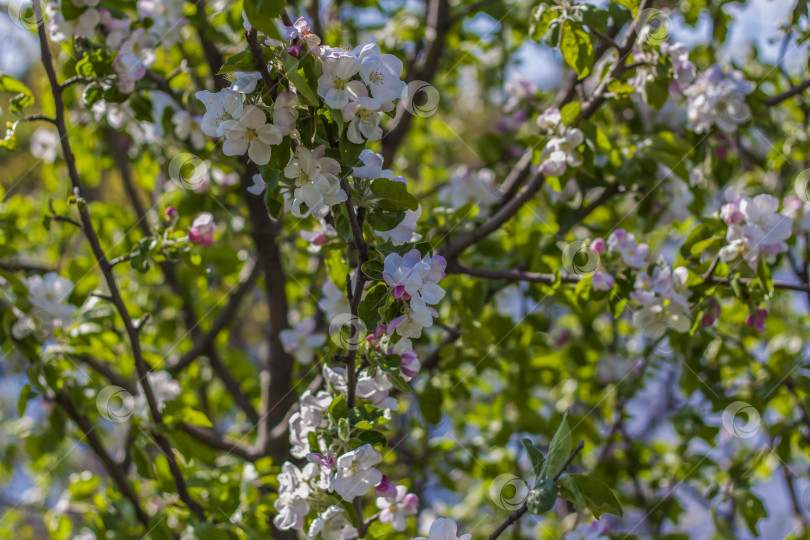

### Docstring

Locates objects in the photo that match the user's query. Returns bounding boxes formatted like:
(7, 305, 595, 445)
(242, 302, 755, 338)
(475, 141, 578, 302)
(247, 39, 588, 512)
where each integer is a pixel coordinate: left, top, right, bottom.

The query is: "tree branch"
(765, 79, 810, 106)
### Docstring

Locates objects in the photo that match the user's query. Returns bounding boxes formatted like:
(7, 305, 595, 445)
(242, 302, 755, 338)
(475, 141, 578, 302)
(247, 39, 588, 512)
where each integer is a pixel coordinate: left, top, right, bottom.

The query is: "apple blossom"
(376, 485, 418, 531)
(333, 444, 383, 500)
(221, 105, 283, 165)
(592, 271, 614, 291)
(280, 318, 327, 365)
(284, 145, 347, 218)
(318, 55, 365, 109)
(188, 212, 216, 246)
(307, 506, 358, 540)
(196, 88, 244, 137)
(342, 95, 385, 144)
(415, 518, 472, 540)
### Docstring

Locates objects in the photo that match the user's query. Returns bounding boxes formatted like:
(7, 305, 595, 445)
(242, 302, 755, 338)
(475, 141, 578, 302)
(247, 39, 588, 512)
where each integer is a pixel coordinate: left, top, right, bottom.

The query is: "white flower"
(119, 28, 158, 67)
(684, 66, 754, 133)
(272, 91, 299, 135)
(172, 110, 206, 150)
(196, 88, 244, 137)
(73, 8, 100, 38)
(30, 128, 59, 163)
(320, 278, 350, 320)
(541, 127, 583, 177)
(134, 371, 180, 419)
(280, 318, 327, 364)
(607, 229, 649, 269)
(717, 193, 792, 268)
(318, 55, 365, 109)
(289, 390, 331, 458)
(352, 150, 392, 180)
(387, 304, 437, 339)
(307, 506, 358, 540)
(284, 146, 347, 218)
(113, 53, 146, 93)
(415, 518, 471, 540)
(383, 249, 446, 318)
(333, 444, 383, 500)
(374, 205, 422, 245)
(221, 105, 283, 165)
(274, 462, 311, 530)
(26, 272, 75, 326)
(537, 107, 561, 131)
(342, 96, 384, 144)
(439, 166, 499, 209)
(230, 72, 262, 94)
(352, 37, 406, 107)
(247, 173, 266, 195)
(376, 485, 418, 531)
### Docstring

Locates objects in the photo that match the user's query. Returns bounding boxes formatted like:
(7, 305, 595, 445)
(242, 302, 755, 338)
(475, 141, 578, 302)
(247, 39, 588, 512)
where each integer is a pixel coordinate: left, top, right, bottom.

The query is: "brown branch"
(489, 442, 585, 540)
(72, 354, 137, 393)
(23, 114, 55, 124)
(52, 390, 150, 527)
(190, 0, 229, 90)
(765, 79, 810, 106)
(33, 1, 205, 519)
(240, 163, 295, 461)
(440, 171, 546, 260)
(246, 28, 278, 96)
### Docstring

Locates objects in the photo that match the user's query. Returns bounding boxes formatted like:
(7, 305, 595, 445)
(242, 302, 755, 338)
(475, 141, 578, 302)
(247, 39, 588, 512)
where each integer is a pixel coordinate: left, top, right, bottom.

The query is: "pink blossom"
(590, 238, 605, 255)
(745, 309, 767, 332)
(375, 475, 397, 497)
(188, 212, 216, 246)
(592, 271, 614, 291)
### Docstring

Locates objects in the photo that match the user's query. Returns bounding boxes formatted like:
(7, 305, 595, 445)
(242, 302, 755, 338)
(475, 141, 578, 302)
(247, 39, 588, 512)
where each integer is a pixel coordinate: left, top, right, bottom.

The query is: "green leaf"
(243, 0, 284, 41)
(644, 76, 670, 110)
(18, 383, 32, 417)
(539, 413, 572, 480)
(75, 49, 112, 79)
(329, 394, 349, 420)
(370, 178, 419, 212)
(521, 438, 545, 478)
(268, 136, 292, 170)
(218, 49, 260, 74)
(358, 283, 388, 329)
(283, 55, 319, 107)
(612, 0, 640, 16)
(367, 209, 406, 231)
(559, 20, 594, 79)
(557, 473, 587, 509)
(419, 385, 443, 424)
(567, 474, 623, 517)
(339, 129, 365, 168)
(530, 4, 557, 41)
(361, 259, 384, 281)
(0, 74, 32, 101)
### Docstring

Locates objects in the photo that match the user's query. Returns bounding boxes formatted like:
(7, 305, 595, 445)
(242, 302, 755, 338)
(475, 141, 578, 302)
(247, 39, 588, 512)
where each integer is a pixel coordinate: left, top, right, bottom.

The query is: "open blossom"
(383, 249, 446, 318)
(285, 146, 347, 218)
(172, 110, 206, 150)
(353, 150, 393, 180)
(188, 212, 216, 246)
(607, 229, 649, 269)
(280, 318, 327, 364)
(119, 28, 158, 67)
(439, 166, 499, 209)
(221, 105, 283, 165)
(196, 88, 244, 137)
(230, 72, 262, 94)
(376, 485, 418, 531)
(24, 272, 75, 327)
(307, 506, 358, 540)
(374, 205, 422, 245)
(592, 271, 614, 291)
(661, 42, 696, 92)
(274, 462, 311, 530)
(289, 390, 331, 458)
(324, 365, 396, 410)
(537, 107, 562, 131)
(630, 265, 691, 333)
(333, 444, 383, 500)
(541, 127, 583, 177)
(30, 128, 60, 163)
(717, 194, 792, 268)
(113, 53, 146, 93)
(415, 518, 471, 540)
(272, 91, 299, 135)
(684, 65, 754, 132)
(98, 9, 130, 49)
(318, 55, 365, 109)
(343, 95, 385, 143)
(387, 303, 438, 339)
(134, 371, 180, 419)
(352, 37, 406, 106)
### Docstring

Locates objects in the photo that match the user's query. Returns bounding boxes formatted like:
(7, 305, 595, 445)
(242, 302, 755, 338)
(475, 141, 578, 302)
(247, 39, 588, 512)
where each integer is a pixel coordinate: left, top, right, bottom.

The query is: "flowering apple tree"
(2, 0, 810, 538)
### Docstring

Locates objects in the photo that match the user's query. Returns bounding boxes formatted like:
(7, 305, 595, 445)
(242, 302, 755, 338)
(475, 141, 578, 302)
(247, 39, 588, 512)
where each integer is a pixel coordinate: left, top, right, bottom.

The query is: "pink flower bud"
(402, 493, 419, 507)
(590, 238, 605, 255)
(287, 44, 303, 58)
(376, 475, 397, 497)
(745, 308, 767, 332)
(188, 212, 216, 246)
(165, 206, 178, 220)
(400, 351, 421, 378)
(592, 271, 614, 291)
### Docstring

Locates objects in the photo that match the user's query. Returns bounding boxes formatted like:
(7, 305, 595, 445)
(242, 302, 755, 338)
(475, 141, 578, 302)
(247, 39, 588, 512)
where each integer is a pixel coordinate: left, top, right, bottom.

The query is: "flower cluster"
(536, 108, 584, 177)
(683, 65, 754, 133)
(718, 190, 792, 269)
(384, 249, 447, 340)
(630, 264, 692, 334)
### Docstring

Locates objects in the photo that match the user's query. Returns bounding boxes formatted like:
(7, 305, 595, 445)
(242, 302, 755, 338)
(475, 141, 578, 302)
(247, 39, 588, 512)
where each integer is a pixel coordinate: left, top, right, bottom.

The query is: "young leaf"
(559, 20, 594, 79)
(521, 438, 545, 478)
(539, 412, 572, 480)
(243, 0, 284, 41)
(526, 478, 557, 514)
(567, 473, 623, 518)
(370, 178, 419, 212)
